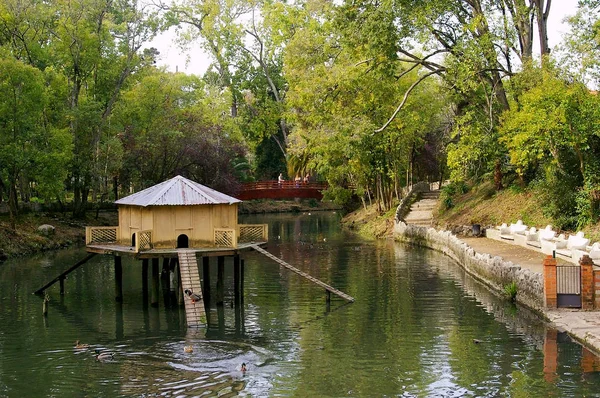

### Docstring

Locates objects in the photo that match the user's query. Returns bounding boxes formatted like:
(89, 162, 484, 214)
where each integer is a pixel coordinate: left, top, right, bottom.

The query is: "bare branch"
(374, 70, 442, 134)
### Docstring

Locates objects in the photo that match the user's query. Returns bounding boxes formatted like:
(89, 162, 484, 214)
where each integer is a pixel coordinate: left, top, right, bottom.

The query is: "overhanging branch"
(374, 70, 442, 134)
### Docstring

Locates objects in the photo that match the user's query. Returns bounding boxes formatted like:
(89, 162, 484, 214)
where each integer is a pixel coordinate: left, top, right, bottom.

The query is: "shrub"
(504, 281, 517, 302)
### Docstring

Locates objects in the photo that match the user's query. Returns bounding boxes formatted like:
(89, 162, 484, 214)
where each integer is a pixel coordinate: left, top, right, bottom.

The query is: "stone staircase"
(404, 191, 440, 227)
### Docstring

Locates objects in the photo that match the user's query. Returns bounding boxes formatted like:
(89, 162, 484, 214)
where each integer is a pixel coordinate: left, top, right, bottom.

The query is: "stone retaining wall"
(394, 181, 430, 222)
(394, 220, 544, 312)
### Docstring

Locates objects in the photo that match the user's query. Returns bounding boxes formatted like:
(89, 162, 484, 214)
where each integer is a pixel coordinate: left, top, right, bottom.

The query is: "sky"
(148, 2, 580, 76)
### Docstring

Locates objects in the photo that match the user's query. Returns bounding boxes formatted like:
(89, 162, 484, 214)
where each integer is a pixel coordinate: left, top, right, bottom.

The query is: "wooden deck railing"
(86, 226, 118, 245)
(214, 228, 237, 248)
(135, 230, 152, 252)
(238, 224, 269, 243)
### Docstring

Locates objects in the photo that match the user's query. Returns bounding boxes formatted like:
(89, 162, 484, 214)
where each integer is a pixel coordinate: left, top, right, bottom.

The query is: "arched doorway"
(177, 234, 189, 248)
(131, 233, 136, 248)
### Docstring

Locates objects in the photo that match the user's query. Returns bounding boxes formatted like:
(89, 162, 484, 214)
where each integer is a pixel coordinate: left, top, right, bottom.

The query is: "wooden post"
(59, 277, 65, 295)
(217, 256, 224, 306)
(42, 294, 49, 317)
(202, 256, 211, 303)
(142, 259, 149, 304)
(233, 255, 240, 304)
(114, 256, 123, 303)
(240, 259, 245, 304)
(162, 258, 170, 290)
(176, 260, 184, 306)
(151, 258, 160, 308)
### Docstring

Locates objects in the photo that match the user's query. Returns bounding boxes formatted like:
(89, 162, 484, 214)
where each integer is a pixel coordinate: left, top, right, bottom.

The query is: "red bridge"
(235, 180, 328, 200)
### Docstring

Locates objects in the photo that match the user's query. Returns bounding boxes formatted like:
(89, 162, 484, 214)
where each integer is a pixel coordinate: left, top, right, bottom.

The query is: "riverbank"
(393, 220, 600, 356)
(0, 212, 117, 261)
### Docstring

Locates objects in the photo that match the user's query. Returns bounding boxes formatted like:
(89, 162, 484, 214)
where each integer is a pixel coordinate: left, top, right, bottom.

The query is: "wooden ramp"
(178, 251, 207, 328)
(250, 244, 355, 302)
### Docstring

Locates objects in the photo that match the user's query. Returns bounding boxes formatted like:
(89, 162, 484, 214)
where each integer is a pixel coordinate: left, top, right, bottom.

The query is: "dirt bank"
(0, 211, 118, 261)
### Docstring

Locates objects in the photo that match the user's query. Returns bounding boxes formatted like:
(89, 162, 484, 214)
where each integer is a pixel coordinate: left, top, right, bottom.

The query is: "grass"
(436, 181, 553, 228)
(341, 203, 398, 239)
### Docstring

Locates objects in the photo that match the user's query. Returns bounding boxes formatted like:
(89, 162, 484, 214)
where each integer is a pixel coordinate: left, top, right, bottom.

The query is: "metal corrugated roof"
(114, 175, 241, 207)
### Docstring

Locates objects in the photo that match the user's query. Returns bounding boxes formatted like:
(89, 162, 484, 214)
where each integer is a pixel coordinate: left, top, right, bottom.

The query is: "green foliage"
(504, 282, 518, 302)
(440, 181, 468, 210)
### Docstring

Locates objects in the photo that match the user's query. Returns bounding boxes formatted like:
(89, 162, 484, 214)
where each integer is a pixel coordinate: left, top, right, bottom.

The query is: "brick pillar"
(543, 255, 557, 308)
(594, 269, 600, 309)
(581, 346, 600, 373)
(543, 327, 558, 383)
(580, 255, 594, 310)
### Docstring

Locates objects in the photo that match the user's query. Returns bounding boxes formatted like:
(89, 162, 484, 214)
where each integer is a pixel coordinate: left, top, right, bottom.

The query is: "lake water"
(1, 211, 599, 397)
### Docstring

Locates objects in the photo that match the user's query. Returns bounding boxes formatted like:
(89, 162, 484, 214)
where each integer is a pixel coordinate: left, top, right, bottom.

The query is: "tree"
(284, 1, 449, 210)
(0, 57, 71, 228)
(112, 71, 247, 194)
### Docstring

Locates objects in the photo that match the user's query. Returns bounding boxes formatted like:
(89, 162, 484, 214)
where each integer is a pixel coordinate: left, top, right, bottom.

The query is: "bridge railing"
(241, 180, 328, 190)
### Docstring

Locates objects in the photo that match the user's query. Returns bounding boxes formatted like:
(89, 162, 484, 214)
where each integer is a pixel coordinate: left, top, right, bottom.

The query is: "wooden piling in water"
(162, 258, 170, 290)
(234, 255, 240, 304)
(151, 258, 159, 307)
(202, 256, 211, 303)
(142, 259, 149, 303)
(59, 277, 65, 295)
(42, 295, 49, 317)
(217, 256, 224, 306)
(241, 259, 244, 303)
(114, 256, 123, 302)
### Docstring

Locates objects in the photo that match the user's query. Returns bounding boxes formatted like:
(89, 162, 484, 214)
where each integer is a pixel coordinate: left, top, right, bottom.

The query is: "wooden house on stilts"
(83, 175, 268, 328)
(34, 175, 354, 330)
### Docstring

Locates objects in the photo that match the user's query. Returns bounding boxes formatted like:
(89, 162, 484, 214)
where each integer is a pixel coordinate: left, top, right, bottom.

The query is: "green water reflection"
(0, 211, 599, 397)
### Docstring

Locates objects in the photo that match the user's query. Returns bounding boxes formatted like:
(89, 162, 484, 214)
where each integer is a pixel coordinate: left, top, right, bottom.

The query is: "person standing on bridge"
(278, 173, 285, 185)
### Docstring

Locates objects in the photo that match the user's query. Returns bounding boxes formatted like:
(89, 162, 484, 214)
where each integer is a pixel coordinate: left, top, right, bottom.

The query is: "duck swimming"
(74, 340, 89, 349)
(95, 349, 114, 361)
(184, 345, 193, 353)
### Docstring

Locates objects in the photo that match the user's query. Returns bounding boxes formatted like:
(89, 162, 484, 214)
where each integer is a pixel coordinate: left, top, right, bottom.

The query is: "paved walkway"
(459, 236, 600, 355)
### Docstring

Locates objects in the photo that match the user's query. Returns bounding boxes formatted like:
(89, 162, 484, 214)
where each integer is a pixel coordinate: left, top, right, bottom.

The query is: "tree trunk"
(534, 0, 551, 59)
(8, 177, 18, 230)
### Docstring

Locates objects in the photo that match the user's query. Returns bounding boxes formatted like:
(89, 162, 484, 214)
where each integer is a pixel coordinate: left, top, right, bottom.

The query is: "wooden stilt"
(176, 261, 184, 306)
(42, 294, 49, 317)
(151, 258, 159, 307)
(142, 259, 149, 304)
(216, 256, 224, 306)
(202, 256, 211, 303)
(59, 277, 65, 295)
(162, 258, 170, 289)
(114, 256, 123, 302)
(240, 259, 245, 304)
(233, 255, 240, 304)
(217, 302, 225, 331)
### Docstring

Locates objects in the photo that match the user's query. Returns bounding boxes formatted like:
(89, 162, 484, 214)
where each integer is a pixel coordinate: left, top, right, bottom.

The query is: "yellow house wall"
(116, 204, 239, 249)
(117, 205, 154, 245)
